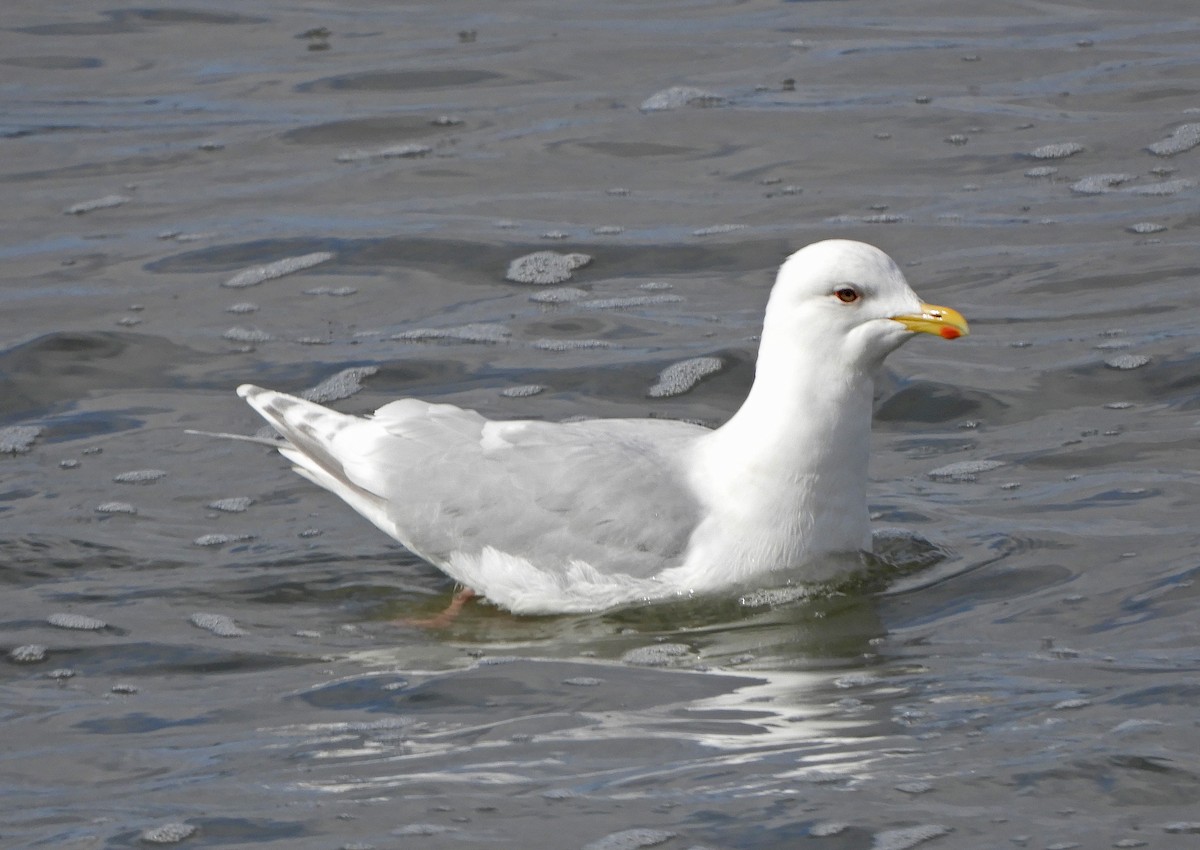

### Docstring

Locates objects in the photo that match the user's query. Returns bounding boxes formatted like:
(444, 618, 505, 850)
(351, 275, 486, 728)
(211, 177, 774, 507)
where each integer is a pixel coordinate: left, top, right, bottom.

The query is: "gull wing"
(239, 386, 706, 581)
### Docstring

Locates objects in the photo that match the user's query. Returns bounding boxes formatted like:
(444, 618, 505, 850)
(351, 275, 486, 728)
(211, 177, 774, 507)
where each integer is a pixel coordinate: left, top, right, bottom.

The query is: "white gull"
(226, 240, 968, 614)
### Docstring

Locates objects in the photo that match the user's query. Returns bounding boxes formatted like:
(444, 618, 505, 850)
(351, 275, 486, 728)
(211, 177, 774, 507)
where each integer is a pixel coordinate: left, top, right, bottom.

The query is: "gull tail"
(235, 384, 360, 489)
(233, 384, 408, 550)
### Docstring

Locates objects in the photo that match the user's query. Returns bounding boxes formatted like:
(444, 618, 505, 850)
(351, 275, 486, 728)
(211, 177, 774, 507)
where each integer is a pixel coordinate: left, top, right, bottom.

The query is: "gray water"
(3, 1, 1200, 847)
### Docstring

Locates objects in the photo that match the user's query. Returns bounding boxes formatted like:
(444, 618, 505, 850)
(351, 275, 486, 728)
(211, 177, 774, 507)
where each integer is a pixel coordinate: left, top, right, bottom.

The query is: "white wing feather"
(237, 385, 707, 599)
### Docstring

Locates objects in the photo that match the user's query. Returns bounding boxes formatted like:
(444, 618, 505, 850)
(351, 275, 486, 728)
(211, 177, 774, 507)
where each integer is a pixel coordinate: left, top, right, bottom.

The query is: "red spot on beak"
(940, 327, 961, 340)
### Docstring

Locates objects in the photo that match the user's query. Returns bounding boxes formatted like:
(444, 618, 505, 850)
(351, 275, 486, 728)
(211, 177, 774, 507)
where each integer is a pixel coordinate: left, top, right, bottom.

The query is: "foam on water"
(140, 823, 198, 844)
(1129, 177, 1195, 195)
(222, 252, 334, 288)
(500, 384, 546, 398)
(113, 469, 167, 484)
(831, 213, 905, 224)
(47, 612, 107, 630)
(207, 496, 254, 513)
(542, 788, 579, 800)
(1052, 697, 1091, 710)
(579, 294, 684, 310)
(810, 822, 850, 837)
(393, 824, 458, 836)
(1104, 353, 1150, 370)
(95, 501, 137, 514)
(739, 585, 817, 608)
(582, 828, 678, 850)
(1070, 173, 1135, 194)
(693, 224, 746, 236)
(302, 366, 379, 402)
(764, 184, 804, 198)
(647, 356, 724, 398)
(1028, 142, 1084, 159)
(9, 645, 47, 663)
(189, 612, 246, 637)
(392, 323, 510, 344)
(505, 251, 593, 285)
(872, 824, 950, 850)
(222, 326, 272, 343)
(640, 86, 725, 111)
(532, 338, 616, 350)
(926, 459, 1004, 481)
(63, 194, 130, 214)
(620, 643, 692, 667)
(225, 302, 258, 313)
(166, 230, 218, 243)
(193, 532, 254, 546)
(1146, 122, 1200, 156)
(0, 425, 42, 454)
(529, 287, 588, 303)
(335, 143, 432, 162)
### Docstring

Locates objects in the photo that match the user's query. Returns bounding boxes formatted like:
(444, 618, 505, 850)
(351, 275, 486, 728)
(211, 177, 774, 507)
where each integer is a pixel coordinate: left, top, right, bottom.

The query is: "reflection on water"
(282, 661, 889, 800)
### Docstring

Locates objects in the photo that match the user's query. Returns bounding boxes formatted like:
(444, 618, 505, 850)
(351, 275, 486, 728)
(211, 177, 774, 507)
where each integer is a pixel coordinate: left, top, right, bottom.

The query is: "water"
(3, 0, 1200, 847)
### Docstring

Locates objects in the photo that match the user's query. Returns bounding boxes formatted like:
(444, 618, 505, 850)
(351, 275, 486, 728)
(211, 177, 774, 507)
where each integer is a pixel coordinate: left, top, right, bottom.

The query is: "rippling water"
(3, 1, 1200, 847)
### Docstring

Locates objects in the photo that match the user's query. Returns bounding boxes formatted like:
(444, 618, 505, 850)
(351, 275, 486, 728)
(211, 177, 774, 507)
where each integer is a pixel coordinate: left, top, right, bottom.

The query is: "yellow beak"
(892, 303, 969, 340)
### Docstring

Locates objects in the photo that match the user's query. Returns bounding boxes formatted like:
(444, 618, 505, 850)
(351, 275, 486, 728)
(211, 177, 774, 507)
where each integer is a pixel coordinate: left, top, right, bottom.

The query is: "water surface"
(3, 1, 1200, 847)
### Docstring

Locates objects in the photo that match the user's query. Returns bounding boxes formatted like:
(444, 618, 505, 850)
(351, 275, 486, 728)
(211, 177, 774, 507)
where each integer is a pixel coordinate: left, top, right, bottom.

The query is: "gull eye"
(834, 286, 860, 304)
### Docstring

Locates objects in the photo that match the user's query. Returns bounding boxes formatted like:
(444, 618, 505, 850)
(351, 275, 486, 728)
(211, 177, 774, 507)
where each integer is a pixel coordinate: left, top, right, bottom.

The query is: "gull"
(218, 240, 968, 615)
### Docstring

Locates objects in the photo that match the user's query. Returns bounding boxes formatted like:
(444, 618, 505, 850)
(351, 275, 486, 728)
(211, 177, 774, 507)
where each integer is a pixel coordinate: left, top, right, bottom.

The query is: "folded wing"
(239, 385, 707, 582)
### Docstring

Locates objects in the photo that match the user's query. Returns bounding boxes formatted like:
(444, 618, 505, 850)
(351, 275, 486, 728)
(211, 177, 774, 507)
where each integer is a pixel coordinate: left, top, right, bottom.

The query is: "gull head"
(765, 239, 968, 372)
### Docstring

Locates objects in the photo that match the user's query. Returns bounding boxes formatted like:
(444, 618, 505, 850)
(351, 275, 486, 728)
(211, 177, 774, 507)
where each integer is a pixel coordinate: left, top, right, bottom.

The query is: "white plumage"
(234, 240, 968, 614)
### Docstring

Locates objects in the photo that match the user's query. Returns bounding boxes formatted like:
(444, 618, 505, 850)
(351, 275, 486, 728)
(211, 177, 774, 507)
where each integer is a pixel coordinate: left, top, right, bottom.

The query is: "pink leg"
(396, 587, 477, 629)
